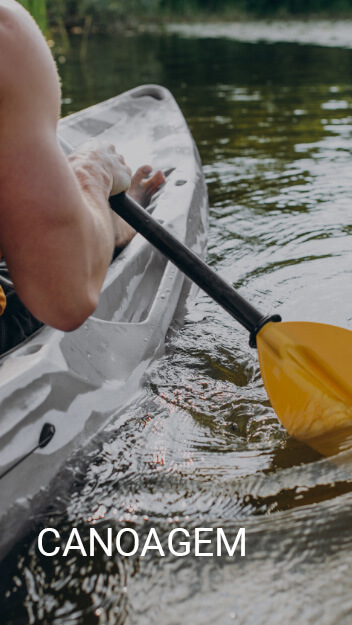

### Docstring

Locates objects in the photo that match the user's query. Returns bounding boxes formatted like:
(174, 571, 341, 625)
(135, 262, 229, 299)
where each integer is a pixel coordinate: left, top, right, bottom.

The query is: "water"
(2, 31, 352, 624)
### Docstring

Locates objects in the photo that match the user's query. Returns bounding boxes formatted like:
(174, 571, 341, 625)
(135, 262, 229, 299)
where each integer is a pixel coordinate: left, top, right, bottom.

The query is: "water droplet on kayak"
(87, 352, 91, 359)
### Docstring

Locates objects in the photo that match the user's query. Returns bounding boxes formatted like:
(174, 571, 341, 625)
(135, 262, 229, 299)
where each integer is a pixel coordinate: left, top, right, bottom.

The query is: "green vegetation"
(20, 0, 47, 32)
(20, 0, 352, 34)
(161, 0, 352, 16)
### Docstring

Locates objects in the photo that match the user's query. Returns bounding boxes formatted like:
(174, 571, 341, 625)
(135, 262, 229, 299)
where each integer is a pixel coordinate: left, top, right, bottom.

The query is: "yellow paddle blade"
(256, 321, 352, 456)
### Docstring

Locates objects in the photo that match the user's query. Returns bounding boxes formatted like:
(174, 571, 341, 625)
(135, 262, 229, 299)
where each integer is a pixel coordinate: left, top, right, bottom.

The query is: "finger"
(116, 153, 126, 165)
(110, 169, 132, 196)
(107, 144, 117, 154)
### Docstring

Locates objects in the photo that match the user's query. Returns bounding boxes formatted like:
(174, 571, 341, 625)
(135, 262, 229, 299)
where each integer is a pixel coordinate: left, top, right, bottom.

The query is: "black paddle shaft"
(109, 193, 281, 347)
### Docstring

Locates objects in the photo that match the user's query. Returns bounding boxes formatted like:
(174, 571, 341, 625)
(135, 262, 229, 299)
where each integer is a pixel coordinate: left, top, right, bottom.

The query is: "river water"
(2, 30, 352, 625)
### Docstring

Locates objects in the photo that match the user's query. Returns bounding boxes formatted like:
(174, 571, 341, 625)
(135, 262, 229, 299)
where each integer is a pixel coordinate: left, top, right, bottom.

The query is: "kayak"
(0, 85, 208, 559)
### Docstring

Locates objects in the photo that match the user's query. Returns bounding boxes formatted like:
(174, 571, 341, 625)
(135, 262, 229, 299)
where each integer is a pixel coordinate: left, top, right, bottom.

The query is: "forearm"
(72, 169, 116, 257)
(0, 137, 131, 330)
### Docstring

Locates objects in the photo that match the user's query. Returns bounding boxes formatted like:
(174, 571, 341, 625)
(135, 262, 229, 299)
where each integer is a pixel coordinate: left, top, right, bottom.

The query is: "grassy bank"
(20, 0, 352, 34)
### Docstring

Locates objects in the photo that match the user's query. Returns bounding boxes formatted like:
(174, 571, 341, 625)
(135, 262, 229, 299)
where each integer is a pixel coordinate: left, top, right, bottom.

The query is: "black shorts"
(0, 259, 43, 355)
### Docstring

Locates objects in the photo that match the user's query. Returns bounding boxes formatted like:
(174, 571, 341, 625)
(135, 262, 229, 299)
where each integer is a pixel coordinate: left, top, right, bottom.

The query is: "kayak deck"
(0, 85, 208, 559)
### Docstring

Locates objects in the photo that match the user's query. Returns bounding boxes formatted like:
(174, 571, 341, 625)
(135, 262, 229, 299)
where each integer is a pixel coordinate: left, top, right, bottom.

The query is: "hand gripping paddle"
(110, 193, 352, 456)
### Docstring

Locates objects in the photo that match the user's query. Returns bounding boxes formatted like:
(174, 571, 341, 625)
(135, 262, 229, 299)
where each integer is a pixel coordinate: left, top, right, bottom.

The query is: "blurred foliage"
(161, 0, 352, 14)
(20, 0, 352, 30)
(20, 0, 47, 31)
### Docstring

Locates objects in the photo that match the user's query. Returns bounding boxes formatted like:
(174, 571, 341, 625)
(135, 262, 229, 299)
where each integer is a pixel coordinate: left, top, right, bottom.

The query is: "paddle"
(109, 192, 352, 456)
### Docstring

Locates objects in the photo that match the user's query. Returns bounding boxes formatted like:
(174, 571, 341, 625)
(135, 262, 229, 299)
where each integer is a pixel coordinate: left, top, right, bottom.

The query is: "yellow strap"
(0, 249, 6, 315)
(0, 284, 6, 315)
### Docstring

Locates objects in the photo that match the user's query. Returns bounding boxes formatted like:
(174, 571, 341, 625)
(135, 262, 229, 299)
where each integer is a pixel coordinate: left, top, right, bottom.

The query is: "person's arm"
(0, 2, 131, 331)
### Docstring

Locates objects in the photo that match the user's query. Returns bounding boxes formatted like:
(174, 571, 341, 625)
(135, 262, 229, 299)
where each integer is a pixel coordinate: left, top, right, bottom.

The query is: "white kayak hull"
(0, 85, 208, 559)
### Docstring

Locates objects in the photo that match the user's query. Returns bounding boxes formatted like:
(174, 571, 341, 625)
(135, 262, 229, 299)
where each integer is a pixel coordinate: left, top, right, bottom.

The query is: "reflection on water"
(2, 33, 352, 625)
